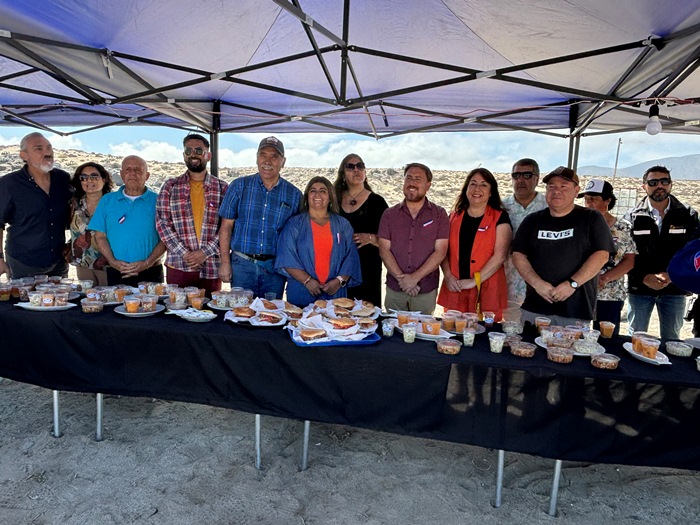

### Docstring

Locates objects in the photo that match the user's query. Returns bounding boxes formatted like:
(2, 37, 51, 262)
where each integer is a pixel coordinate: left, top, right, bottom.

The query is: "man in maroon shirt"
(378, 163, 449, 314)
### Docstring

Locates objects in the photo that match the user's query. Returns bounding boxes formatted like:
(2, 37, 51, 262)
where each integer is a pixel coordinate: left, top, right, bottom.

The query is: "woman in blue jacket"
(275, 176, 362, 307)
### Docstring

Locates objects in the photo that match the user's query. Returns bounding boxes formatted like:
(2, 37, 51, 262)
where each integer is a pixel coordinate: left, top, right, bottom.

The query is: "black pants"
(105, 264, 164, 287)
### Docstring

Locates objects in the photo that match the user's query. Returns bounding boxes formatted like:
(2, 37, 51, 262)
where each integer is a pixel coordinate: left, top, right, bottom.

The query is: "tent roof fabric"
(3, 0, 700, 140)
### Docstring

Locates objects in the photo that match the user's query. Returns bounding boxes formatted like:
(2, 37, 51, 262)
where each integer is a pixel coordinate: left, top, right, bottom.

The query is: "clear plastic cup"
(462, 328, 476, 347)
(402, 322, 417, 343)
(483, 311, 496, 327)
(28, 291, 42, 306)
(640, 337, 661, 359)
(382, 319, 395, 337)
(264, 292, 276, 301)
(535, 316, 552, 333)
(33, 274, 49, 284)
(54, 292, 69, 306)
(190, 296, 205, 310)
(140, 294, 158, 312)
(583, 329, 600, 342)
(599, 321, 615, 338)
(488, 332, 507, 353)
(0, 284, 11, 301)
(124, 296, 141, 313)
(464, 312, 479, 330)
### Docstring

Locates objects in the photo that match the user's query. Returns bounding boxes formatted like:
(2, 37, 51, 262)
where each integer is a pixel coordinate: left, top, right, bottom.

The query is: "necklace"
(348, 188, 364, 206)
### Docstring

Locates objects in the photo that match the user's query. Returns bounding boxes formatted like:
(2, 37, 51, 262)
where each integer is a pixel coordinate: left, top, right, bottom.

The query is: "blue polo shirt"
(0, 166, 73, 267)
(88, 187, 159, 263)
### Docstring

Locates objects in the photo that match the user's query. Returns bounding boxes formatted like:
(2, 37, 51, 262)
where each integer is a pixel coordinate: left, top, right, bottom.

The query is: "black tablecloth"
(1, 301, 699, 470)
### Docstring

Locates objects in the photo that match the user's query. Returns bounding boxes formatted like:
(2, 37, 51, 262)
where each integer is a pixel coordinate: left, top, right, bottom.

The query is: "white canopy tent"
(2, 0, 700, 172)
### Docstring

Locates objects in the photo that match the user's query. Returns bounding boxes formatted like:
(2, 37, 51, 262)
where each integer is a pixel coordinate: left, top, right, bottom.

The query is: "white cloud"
(108, 140, 182, 163)
(45, 134, 83, 151)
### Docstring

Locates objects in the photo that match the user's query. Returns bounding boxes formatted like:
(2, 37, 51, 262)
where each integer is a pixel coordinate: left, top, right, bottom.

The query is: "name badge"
(478, 226, 488, 232)
(633, 230, 651, 235)
(669, 228, 686, 234)
(423, 220, 434, 227)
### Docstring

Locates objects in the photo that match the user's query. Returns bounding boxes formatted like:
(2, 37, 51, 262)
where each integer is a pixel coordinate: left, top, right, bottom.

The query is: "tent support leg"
(255, 414, 262, 470)
(493, 449, 505, 508)
(548, 459, 563, 516)
(301, 420, 310, 471)
(52, 390, 62, 438)
(95, 393, 104, 442)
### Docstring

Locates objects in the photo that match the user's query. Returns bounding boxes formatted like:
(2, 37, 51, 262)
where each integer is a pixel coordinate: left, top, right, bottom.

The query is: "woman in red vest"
(437, 168, 512, 320)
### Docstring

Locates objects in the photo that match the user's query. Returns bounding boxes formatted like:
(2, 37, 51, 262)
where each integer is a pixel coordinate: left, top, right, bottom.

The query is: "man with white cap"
(512, 166, 615, 326)
(218, 136, 302, 298)
(579, 179, 636, 336)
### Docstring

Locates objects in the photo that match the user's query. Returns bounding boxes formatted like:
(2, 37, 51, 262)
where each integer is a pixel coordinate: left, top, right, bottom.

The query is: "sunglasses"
(345, 162, 366, 170)
(184, 147, 206, 157)
(645, 177, 671, 187)
(79, 173, 102, 182)
(511, 171, 535, 180)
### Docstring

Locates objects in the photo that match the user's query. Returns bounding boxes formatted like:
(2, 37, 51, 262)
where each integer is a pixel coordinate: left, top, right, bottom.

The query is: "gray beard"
(649, 191, 669, 202)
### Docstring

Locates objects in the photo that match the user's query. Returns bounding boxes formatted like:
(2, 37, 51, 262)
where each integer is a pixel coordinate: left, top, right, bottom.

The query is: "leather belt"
(234, 251, 274, 262)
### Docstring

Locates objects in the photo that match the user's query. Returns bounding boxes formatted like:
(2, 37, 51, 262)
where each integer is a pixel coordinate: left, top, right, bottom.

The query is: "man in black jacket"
(626, 166, 699, 339)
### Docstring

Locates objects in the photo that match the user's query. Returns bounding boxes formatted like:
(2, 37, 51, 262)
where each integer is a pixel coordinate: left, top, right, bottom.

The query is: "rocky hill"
(2, 145, 699, 214)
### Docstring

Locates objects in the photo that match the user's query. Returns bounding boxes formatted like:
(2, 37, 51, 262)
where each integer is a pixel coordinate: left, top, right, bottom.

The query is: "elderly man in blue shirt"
(218, 137, 302, 299)
(89, 155, 166, 286)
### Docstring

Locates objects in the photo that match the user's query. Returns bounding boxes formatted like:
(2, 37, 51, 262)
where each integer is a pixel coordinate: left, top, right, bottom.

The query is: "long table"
(1, 301, 699, 471)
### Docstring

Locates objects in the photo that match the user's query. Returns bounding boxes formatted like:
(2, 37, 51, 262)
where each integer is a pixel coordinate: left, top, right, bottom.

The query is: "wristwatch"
(337, 276, 347, 287)
(569, 279, 579, 289)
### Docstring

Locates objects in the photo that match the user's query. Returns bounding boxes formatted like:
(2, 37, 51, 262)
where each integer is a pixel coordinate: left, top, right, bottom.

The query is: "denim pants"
(230, 252, 285, 299)
(627, 293, 687, 340)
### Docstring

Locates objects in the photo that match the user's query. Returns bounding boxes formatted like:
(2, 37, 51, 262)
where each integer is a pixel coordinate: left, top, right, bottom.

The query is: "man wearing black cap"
(512, 166, 615, 326)
(218, 136, 302, 298)
(626, 166, 698, 340)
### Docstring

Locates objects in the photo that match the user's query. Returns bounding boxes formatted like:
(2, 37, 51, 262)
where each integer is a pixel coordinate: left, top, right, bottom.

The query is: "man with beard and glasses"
(0, 132, 73, 278)
(502, 158, 547, 305)
(378, 162, 449, 314)
(218, 136, 302, 299)
(626, 166, 699, 340)
(156, 134, 228, 296)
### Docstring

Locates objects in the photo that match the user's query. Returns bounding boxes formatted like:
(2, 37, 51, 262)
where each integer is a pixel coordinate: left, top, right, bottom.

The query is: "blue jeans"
(627, 294, 687, 340)
(230, 252, 285, 299)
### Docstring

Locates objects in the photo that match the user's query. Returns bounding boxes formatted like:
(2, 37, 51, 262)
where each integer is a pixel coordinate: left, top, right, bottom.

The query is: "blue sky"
(2, 125, 700, 174)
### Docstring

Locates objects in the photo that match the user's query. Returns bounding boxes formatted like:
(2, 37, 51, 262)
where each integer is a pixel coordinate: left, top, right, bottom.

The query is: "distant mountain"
(578, 153, 700, 180)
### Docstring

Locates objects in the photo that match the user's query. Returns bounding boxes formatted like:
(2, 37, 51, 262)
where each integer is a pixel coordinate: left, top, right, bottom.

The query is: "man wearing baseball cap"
(579, 179, 636, 336)
(218, 136, 302, 298)
(512, 166, 615, 326)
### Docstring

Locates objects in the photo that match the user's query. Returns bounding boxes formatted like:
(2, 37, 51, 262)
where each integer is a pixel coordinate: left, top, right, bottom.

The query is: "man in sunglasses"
(218, 136, 302, 298)
(626, 165, 699, 339)
(156, 134, 229, 296)
(0, 132, 73, 278)
(502, 158, 547, 305)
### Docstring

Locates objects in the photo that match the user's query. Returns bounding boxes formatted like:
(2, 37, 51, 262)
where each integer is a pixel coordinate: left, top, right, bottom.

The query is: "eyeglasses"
(79, 173, 102, 182)
(184, 147, 206, 157)
(645, 177, 671, 187)
(345, 162, 366, 171)
(511, 171, 535, 180)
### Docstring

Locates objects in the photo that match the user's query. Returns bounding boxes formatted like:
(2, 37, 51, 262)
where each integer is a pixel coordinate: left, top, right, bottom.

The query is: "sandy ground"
(1, 378, 699, 525)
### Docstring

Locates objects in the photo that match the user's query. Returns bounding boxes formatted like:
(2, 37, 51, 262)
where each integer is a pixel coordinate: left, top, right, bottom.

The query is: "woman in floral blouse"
(580, 179, 636, 336)
(69, 162, 115, 285)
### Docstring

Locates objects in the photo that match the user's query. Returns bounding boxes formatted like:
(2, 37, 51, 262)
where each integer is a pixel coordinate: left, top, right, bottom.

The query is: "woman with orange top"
(437, 168, 512, 320)
(275, 176, 361, 307)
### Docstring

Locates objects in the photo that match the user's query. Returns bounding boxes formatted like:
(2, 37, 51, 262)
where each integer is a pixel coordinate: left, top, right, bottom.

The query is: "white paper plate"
(206, 300, 232, 311)
(14, 302, 78, 312)
(114, 304, 165, 317)
(249, 311, 288, 327)
(394, 321, 454, 341)
(622, 342, 671, 366)
(445, 324, 486, 335)
(169, 308, 217, 322)
(533, 336, 604, 357)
